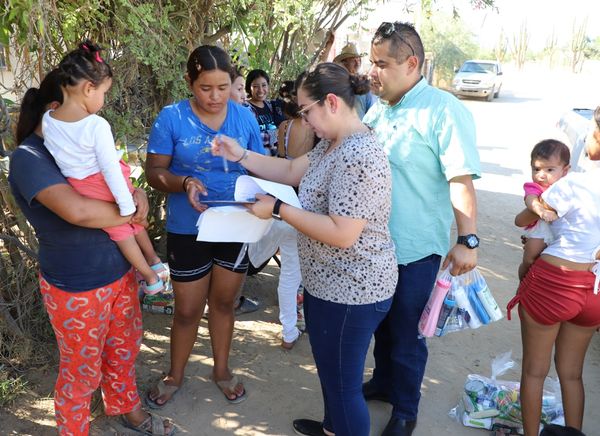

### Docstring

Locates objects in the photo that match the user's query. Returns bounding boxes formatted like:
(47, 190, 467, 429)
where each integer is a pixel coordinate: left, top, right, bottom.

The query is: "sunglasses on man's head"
(376, 22, 416, 57)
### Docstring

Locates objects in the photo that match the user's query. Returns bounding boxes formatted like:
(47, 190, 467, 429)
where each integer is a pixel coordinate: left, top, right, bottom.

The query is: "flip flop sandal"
(214, 375, 247, 404)
(145, 380, 180, 410)
(120, 412, 176, 435)
(235, 296, 259, 316)
(281, 331, 303, 350)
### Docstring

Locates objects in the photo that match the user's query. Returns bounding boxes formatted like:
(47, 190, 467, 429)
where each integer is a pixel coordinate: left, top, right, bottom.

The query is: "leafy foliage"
(420, 13, 478, 85)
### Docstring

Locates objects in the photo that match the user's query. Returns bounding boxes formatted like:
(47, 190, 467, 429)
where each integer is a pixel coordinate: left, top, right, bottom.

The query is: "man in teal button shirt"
(362, 22, 481, 436)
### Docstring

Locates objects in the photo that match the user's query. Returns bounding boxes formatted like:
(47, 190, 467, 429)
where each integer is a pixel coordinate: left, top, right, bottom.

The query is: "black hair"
(372, 21, 425, 67)
(299, 63, 370, 109)
(16, 69, 63, 145)
(530, 139, 570, 166)
(187, 45, 234, 83)
(594, 105, 600, 130)
(57, 39, 112, 87)
(245, 69, 270, 95)
(232, 65, 245, 80)
(278, 80, 295, 100)
(277, 80, 299, 117)
(294, 71, 308, 96)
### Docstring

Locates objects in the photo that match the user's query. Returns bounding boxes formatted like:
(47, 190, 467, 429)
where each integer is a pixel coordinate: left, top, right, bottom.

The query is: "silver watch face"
(467, 235, 479, 248)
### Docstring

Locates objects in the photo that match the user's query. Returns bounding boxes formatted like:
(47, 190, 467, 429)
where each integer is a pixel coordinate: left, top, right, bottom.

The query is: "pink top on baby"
(523, 182, 547, 230)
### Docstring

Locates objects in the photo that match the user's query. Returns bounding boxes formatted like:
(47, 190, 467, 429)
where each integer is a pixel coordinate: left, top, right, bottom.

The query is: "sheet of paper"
(196, 206, 273, 243)
(196, 176, 300, 243)
(235, 175, 302, 208)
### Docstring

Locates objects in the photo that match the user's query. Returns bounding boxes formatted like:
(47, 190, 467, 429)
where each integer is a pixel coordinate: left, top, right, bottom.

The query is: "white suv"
(452, 60, 503, 101)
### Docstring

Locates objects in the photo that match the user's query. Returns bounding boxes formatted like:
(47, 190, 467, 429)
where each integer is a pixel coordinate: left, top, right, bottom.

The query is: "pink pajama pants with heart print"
(40, 269, 143, 436)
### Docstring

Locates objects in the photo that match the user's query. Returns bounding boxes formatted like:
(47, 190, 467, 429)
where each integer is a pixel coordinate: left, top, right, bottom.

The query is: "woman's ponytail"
(15, 69, 63, 145)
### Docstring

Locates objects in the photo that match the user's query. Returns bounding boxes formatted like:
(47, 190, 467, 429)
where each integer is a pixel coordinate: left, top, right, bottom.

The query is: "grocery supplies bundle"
(449, 352, 565, 434)
(418, 267, 503, 337)
(137, 264, 175, 315)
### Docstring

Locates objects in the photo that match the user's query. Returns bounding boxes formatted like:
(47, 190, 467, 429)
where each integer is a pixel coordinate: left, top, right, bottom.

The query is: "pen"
(216, 134, 229, 173)
(222, 155, 229, 173)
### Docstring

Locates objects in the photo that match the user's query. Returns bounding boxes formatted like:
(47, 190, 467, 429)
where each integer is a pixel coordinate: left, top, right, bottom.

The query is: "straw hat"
(333, 43, 365, 63)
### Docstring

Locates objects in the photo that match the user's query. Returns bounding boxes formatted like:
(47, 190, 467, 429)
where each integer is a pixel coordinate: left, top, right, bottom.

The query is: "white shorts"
(524, 220, 554, 243)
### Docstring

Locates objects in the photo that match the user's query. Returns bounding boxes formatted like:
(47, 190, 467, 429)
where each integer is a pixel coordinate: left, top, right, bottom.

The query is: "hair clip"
(196, 64, 202, 72)
(82, 43, 90, 51)
(95, 52, 103, 63)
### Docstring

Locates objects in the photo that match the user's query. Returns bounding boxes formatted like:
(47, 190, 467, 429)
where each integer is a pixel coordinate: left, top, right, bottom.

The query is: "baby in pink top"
(514, 140, 571, 280)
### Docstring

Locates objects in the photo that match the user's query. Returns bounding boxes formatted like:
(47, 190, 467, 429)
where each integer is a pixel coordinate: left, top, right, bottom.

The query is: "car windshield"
(460, 62, 496, 74)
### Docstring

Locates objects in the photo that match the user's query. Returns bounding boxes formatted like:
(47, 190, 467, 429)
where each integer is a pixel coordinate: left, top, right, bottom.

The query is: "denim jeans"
(370, 254, 442, 420)
(304, 290, 392, 436)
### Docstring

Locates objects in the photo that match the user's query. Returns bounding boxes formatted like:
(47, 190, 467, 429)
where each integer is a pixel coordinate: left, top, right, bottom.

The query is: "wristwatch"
(272, 199, 284, 221)
(457, 234, 480, 249)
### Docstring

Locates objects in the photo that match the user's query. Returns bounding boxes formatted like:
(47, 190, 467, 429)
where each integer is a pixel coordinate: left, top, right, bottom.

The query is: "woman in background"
(10, 69, 174, 436)
(246, 69, 285, 155)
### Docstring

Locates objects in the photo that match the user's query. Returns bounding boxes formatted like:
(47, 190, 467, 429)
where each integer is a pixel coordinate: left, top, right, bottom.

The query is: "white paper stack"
(196, 176, 301, 243)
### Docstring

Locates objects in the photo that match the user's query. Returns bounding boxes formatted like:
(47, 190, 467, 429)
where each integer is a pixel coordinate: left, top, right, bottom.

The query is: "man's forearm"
(449, 175, 477, 235)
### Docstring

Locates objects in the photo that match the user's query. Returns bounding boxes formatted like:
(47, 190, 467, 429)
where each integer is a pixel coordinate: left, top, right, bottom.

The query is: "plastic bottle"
(468, 284, 491, 325)
(472, 276, 504, 322)
(267, 123, 278, 147)
(435, 296, 456, 336)
(418, 269, 452, 337)
(453, 283, 482, 329)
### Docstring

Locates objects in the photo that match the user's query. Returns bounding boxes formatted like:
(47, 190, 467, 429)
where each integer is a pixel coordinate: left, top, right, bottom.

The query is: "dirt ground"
(2, 187, 600, 436)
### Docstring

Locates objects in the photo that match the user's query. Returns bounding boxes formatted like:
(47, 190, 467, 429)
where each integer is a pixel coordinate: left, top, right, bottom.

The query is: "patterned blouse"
(297, 130, 398, 305)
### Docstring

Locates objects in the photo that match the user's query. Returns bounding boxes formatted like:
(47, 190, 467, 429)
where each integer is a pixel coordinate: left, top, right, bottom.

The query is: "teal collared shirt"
(364, 77, 481, 264)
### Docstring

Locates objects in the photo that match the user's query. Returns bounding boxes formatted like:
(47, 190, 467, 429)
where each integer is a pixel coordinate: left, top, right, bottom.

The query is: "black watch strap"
(272, 199, 284, 220)
(457, 234, 480, 249)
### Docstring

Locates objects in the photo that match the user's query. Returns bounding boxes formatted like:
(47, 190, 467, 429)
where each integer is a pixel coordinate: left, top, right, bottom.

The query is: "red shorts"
(507, 258, 600, 327)
(68, 160, 143, 241)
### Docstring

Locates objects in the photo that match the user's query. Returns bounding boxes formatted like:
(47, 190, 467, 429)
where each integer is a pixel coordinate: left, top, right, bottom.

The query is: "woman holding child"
(9, 55, 174, 435)
(509, 137, 600, 435)
(213, 62, 397, 436)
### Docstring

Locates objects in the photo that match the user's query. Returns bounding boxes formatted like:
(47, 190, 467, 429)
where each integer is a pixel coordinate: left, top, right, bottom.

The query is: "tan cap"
(333, 43, 365, 63)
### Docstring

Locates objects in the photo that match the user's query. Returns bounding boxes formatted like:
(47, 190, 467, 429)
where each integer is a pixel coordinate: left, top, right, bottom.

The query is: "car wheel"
(166, 306, 173, 315)
(486, 91, 494, 102)
(494, 85, 501, 98)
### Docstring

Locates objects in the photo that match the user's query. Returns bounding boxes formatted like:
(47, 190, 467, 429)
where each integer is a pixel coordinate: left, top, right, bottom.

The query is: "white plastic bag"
(449, 352, 564, 434)
(434, 267, 503, 337)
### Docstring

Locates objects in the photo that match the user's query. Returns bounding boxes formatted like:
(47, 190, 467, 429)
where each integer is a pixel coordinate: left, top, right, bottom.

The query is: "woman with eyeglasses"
(213, 62, 398, 436)
(245, 69, 286, 155)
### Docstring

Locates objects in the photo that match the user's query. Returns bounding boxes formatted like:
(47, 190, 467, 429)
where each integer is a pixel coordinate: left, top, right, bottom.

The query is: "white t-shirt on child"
(42, 111, 135, 216)
(542, 169, 600, 263)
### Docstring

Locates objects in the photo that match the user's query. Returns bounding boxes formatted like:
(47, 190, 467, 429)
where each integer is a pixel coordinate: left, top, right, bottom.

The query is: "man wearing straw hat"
(333, 42, 376, 119)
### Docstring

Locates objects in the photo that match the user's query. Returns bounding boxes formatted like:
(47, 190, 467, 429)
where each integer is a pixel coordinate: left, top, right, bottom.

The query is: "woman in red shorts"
(507, 165, 600, 435)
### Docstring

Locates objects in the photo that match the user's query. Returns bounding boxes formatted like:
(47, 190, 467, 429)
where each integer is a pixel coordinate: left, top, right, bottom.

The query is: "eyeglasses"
(298, 99, 321, 120)
(376, 22, 416, 57)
